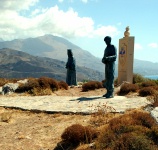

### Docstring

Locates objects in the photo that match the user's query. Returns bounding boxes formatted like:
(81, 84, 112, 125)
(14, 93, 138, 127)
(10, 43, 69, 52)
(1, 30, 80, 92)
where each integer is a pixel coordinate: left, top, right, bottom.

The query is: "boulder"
(2, 83, 19, 95)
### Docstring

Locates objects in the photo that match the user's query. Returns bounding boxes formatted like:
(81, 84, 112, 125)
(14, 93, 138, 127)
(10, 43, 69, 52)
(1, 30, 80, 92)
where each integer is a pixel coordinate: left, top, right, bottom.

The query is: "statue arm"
(105, 46, 117, 62)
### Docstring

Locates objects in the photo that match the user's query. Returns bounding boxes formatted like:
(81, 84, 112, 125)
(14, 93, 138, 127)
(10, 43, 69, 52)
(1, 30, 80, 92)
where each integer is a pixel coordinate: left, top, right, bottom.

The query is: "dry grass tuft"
(28, 87, 52, 96)
(58, 80, 68, 90)
(133, 73, 147, 84)
(139, 87, 156, 97)
(82, 81, 103, 92)
(0, 78, 9, 86)
(15, 78, 39, 93)
(118, 83, 139, 95)
(129, 110, 156, 128)
(61, 124, 97, 146)
(141, 81, 157, 87)
(0, 78, 19, 86)
(0, 112, 12, 123)
(38, 76, 59, 91)
(90, 103, 116, 126)
(15, 77, 60, 95)
(95, 110, 158, 150)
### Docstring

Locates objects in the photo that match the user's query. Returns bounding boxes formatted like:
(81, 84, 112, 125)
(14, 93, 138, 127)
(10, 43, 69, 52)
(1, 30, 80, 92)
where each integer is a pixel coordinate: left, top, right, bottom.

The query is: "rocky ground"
(0, 87, 107, 150)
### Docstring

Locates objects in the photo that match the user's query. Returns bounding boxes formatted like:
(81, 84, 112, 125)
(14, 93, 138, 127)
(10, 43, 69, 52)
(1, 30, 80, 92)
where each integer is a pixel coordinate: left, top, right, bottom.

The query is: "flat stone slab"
(0, 95, 151, 114)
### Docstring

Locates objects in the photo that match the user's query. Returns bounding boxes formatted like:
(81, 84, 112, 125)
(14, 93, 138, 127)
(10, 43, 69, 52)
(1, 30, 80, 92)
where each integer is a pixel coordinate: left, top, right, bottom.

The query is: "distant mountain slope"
(134, 59, 158, 75)
(0, 34, 104, 72)
(0, 35, 158, 76)
(0, 48, 104, 81)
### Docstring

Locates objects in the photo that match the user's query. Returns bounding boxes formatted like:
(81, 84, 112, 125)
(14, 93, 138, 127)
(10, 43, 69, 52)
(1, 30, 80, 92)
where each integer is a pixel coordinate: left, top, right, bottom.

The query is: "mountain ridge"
(0, 34, 158, 77)
(0, 48, 104, 81)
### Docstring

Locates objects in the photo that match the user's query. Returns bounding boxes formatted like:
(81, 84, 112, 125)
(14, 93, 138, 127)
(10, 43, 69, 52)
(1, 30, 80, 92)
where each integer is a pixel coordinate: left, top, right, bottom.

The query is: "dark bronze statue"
(102, 36, 117, 98)
(66, 49, 77, 86)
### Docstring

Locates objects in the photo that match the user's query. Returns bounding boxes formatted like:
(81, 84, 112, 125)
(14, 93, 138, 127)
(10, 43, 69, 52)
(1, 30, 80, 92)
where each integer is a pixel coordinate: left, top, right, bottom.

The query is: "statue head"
(104, 36, 111, 45)
(67, 49, 73, 57)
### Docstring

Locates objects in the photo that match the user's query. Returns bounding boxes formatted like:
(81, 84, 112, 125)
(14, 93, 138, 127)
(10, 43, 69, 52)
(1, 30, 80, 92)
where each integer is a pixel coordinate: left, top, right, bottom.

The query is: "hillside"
(0, 34, 104, 72)
(0, 34, 158, 76)
(0, 48, 104, 81)
(134, 59, 158, 75)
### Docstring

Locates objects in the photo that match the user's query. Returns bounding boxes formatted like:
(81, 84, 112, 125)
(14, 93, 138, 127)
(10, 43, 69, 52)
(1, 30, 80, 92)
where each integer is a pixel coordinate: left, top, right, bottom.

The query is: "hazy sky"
(0, 0, 158, 62)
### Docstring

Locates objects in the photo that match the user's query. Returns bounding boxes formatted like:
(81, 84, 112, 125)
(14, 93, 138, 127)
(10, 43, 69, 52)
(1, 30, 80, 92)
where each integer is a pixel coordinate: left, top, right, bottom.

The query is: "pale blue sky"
(0, 0, 158, 62)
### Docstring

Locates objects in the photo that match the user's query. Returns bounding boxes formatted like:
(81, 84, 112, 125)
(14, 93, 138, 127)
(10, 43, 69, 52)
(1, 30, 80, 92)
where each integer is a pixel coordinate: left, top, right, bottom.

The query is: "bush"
(113, 133, 153, 150)
(130, 111, 156, 128)
(148, 126, 158, 145)
(118, 83, 139, 95)
(38, 77, 59, 91)
(152, 93, 158, 107)
(139, 87, 156, 97)
(61, 124, 97, 146)
(15, 77, 60, 95)
(95, 110, 157, 150)
(82, 81, 103, 92)
(58, 81, 68, 90)
(15, 78, 40, 93)
(141, 81, 157, 87)
(28, 87, 52, 96)
(0, 78, 9, 86)
(0, 78, 20, 86)
(133, 73, 147, 84)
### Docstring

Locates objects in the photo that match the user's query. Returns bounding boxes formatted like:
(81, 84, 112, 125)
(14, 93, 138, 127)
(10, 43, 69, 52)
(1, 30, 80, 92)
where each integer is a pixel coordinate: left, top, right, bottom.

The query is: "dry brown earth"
(0, 87, 107, 150)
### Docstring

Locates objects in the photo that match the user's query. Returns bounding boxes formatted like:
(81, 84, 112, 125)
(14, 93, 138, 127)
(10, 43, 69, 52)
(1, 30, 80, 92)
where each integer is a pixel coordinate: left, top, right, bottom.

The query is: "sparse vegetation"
(58, 80, 68, 90)
(95, 110, 158, 150)
(61, 124, 97, 147)
(141, 80, 157, 87)
(139, 87, 156, 97)
(152, 93, 158, 107)
(0, 78, 20, 86)
(118, 83, 139, 95)
(133, 73, 147, 84)
(38, 76, 59, 91)
(89, 103, 116, 126)
(82, 81, 103, 92)
(15, 77, 68, 95)
(0, 74, 158, 149)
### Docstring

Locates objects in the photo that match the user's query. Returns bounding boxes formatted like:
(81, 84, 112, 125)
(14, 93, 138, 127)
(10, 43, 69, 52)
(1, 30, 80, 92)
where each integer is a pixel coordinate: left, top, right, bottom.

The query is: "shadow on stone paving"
(70, 96, 103, 102)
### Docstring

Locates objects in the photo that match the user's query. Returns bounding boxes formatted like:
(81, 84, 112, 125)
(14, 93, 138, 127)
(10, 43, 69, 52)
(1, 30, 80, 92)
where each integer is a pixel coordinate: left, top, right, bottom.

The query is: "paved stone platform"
(0, 95, 151, 114)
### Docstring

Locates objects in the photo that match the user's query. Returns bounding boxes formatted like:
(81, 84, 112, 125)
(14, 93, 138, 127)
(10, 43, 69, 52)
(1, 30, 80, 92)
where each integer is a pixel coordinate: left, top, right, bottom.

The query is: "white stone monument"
(118, 26, 135, 84)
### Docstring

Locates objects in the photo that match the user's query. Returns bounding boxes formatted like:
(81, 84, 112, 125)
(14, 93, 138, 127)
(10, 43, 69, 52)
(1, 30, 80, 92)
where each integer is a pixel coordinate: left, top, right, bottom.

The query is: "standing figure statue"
(102, 36, 117, 98)
(66, 49, 77, 86)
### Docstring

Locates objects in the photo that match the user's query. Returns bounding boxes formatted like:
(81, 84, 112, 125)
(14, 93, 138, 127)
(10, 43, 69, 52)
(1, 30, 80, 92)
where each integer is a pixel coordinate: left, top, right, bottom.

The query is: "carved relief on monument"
(119, 43, 127, 66)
